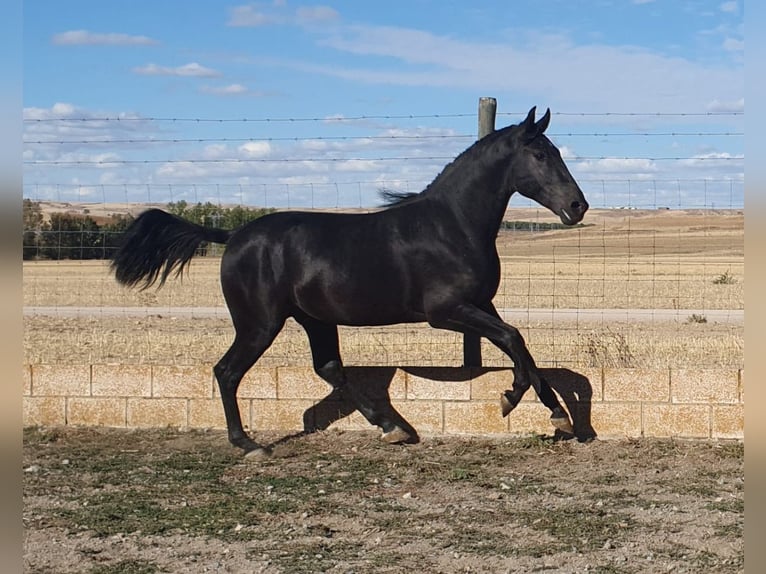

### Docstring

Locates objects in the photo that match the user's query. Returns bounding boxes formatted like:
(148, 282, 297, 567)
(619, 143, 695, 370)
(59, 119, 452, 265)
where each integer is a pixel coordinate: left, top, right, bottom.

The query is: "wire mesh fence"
(22, 107, 744, 370)
(21, 192, 743, 370)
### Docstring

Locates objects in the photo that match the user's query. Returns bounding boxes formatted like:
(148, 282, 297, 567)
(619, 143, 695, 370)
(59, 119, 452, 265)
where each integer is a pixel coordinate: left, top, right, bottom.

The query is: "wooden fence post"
(463, 97, 497, 368)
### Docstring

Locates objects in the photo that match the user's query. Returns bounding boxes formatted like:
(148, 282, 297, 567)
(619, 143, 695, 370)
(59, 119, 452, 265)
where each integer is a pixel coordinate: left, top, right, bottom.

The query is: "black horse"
(111, 107, 588, 456)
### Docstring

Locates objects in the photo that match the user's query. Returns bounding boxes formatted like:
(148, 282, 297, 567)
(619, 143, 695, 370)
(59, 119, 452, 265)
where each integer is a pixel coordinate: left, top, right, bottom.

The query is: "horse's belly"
(300, 296, 426, 326)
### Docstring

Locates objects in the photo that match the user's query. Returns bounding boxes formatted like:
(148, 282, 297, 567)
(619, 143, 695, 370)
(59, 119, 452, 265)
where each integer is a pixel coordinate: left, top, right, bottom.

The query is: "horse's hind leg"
(297, 315, 412, 444)
(214, 324, 282, 456)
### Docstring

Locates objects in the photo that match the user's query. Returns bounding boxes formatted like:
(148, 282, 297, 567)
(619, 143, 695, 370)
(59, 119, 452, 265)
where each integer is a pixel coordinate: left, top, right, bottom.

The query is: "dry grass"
(23, 208, 744, 369)
(23, 315, 743, 369)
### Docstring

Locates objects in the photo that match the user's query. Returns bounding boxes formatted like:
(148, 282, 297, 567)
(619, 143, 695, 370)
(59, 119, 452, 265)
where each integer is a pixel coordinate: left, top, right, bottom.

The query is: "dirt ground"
(23, 427, 743, 574)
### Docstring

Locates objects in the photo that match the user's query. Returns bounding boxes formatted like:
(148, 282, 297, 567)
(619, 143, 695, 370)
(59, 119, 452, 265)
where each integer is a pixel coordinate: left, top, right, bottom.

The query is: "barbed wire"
(22, 177, 744, 186)
(23, 111, 744, 123)
(23, 131, 744, 145)
(23, 155, 744, 166)
(22, 177, 745, 199)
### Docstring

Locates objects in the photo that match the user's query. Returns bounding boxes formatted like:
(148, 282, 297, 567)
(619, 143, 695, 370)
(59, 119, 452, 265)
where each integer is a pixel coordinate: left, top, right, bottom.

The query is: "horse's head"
(505, 107, 588, 225)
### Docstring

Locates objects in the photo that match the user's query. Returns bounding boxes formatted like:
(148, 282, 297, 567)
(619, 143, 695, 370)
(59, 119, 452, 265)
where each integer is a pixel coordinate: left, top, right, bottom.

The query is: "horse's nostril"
(571, 200, 588, 213)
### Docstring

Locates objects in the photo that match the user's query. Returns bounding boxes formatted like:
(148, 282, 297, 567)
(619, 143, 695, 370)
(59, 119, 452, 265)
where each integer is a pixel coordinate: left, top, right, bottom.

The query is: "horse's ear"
(536, 108, 551, 134)
(523, 106, 550, 142)
(522, 106, 537, 131)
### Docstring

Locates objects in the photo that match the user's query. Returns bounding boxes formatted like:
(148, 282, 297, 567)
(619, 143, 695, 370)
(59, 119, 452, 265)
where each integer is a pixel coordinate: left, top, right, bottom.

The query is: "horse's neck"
(427, 146, 513, 241)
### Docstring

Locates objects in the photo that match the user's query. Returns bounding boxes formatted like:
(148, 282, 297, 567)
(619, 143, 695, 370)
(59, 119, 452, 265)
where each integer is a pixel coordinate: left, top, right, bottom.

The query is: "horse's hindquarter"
(223, 209, 500, 326)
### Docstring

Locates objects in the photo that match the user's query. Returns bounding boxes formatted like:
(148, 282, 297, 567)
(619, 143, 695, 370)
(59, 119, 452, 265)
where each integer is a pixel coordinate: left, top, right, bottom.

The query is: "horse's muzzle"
(559, 199, 589, 225)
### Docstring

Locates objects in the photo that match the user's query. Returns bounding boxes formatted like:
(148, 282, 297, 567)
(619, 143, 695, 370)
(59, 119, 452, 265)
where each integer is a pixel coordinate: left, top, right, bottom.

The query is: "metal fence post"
(463, 97, 497, 368)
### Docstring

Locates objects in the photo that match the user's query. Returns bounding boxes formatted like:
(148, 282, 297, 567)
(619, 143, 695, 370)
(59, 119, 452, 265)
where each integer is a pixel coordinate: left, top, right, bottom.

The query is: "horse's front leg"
(429, 302, 574, 435)
(501, 375, 573, 434)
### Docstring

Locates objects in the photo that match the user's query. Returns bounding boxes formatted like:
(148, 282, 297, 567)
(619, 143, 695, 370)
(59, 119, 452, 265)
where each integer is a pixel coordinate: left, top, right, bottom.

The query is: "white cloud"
(296, 6, 339, 25)
(156, 161, 211, 178)
(335, 159, 381, 172)
(59, 151, 123, 166)
(227, 6, 276, 27)
(133, 62, 221, 77)
(52, 30, 158, 46)
(238, 141, 272, 157)
(227, 3, 339, 27)
(306, 25, 743, 113)
(558, 146, 576, 160)
(24, 102, 78, 120)
(200, 83, 249, 95)
(722, 37, 744, 52)
(575, 157, 658, 175)
(202, 144, 229, 159)
(706, 98, 744, 112)
(720, 1, 738, 13)
(680, 151, 743, 166)
(23, 102, 146, 123)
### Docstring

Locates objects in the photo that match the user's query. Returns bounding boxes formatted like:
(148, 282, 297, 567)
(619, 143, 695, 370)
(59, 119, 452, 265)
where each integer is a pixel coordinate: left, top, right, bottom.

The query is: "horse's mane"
(378, 189, 422, 207)
(377, 124, 518, 209)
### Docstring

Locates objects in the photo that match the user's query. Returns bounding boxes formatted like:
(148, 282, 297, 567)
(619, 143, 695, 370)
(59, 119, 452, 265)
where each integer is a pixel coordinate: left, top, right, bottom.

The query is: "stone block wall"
(22, 364, 744, 440)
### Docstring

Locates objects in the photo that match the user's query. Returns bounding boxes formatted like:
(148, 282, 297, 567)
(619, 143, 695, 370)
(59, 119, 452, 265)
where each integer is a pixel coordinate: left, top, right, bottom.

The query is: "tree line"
(22, 200, 274, 261)
(499, 220, 586, 232)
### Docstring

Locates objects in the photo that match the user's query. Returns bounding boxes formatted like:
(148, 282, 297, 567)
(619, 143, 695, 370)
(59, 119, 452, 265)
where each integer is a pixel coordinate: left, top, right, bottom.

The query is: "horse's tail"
(110, 209, 232, 290)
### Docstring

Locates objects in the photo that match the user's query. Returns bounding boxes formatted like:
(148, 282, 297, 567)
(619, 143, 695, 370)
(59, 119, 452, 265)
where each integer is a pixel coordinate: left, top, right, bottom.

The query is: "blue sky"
(23, 0, 744, 209)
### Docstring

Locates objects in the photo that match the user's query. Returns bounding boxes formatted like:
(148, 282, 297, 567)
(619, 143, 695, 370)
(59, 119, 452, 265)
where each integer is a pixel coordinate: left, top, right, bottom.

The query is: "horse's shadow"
(299, 366, 597, 444)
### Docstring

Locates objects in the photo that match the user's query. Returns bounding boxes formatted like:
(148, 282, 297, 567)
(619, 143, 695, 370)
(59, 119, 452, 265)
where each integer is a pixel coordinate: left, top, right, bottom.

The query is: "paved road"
(23, 306, 744, 324)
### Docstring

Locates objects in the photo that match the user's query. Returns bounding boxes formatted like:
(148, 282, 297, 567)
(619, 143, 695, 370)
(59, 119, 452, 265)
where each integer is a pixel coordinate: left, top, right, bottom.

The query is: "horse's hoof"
(500, 393, 515, 417)
(551, 416, 574, 435)
(244, 446, 273, 460)
(381, 426, 411, 444)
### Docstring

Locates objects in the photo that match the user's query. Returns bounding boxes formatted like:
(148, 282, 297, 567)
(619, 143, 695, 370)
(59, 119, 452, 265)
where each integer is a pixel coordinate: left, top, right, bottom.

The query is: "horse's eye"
(535, 152, 546, 161)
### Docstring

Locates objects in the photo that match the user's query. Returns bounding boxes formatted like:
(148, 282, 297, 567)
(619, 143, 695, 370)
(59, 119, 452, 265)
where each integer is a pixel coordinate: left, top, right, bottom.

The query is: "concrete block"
(92, 364, 151, 397)
(32, 364, 90, 397)
(127, 398, 188, 428)
(187, 398, 253, 431)
(406, 367, 471, 401)
(23, 396, 66, 426)
(327, 409, 370, 432)
(670, 369, 739, 404)
(603, 368, 669, 402)
(470, 368, 517, 401)
(392, 400, 443, 434)
(712, 404, 744, 439)
(188, 398, 246, 430)
(277, 367, 331, 400)
(582, 368, 604, 401)
(152, 365, 213, 398)
(444, 401, 508, 434)
(188, 398, 224, 429)
(252, 398, 314, 431)
(233, 367, 278, 399)
(505, 403, 553, 435)
(589, 403, 642, 438)
(23, 365, 31, 396)
(643, 404, 710, 438)
(543, 367, 603, 404)
(345, 367, 407, 400)
(67, 398, 126, 427)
